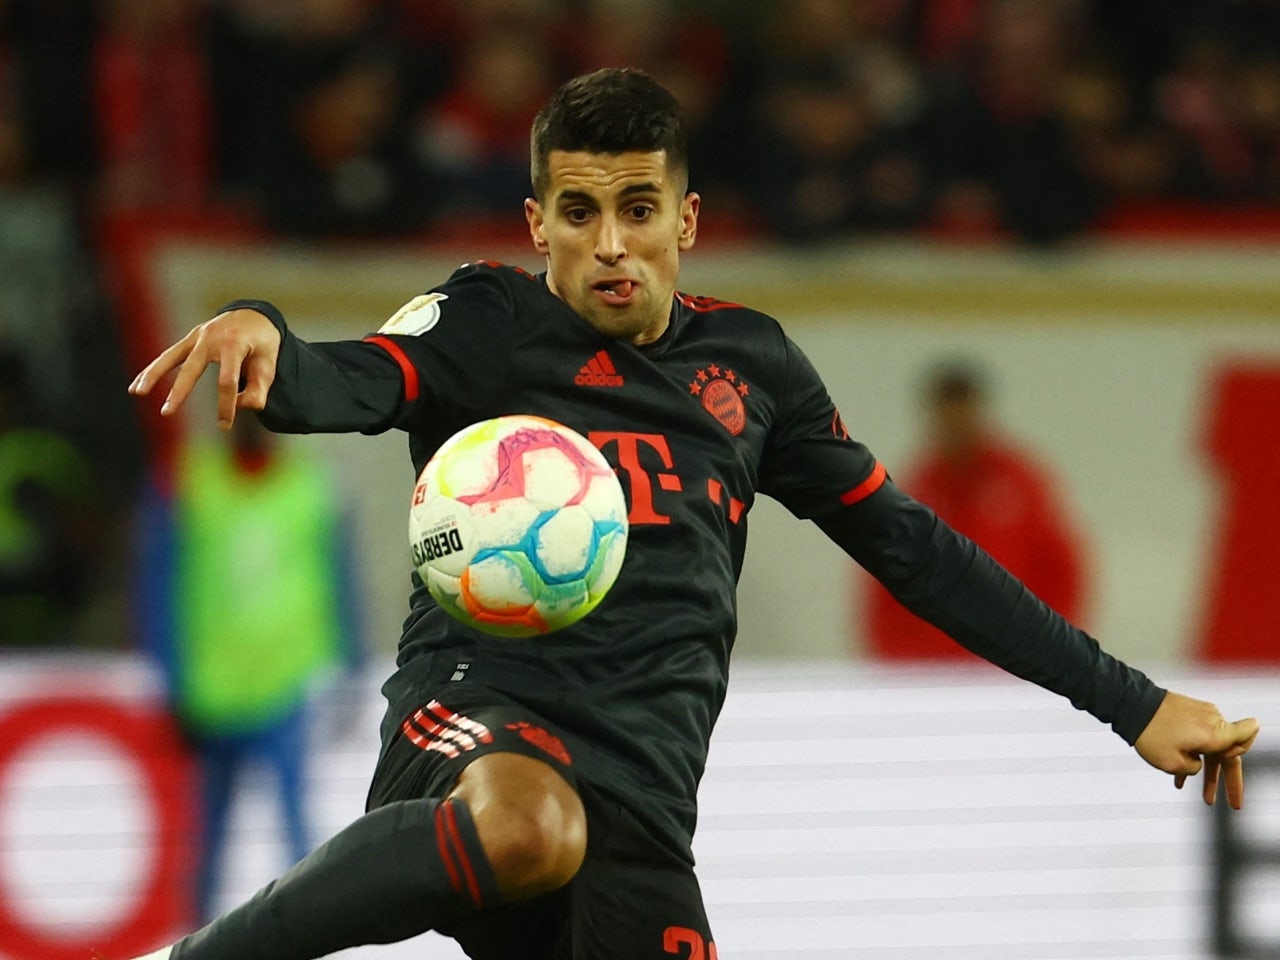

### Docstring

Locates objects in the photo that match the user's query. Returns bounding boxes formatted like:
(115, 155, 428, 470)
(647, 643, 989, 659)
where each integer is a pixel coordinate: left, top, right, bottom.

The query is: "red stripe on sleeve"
(840, 460, 887, 506)
(364, 335, 420, 402)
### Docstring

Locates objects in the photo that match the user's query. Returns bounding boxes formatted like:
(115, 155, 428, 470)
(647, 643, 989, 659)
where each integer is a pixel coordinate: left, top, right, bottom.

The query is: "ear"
(678, 192, 700, 251)
(525, 198, 549, 255)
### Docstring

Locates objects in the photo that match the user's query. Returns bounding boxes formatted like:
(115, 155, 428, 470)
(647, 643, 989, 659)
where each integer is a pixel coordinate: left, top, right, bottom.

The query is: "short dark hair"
(530, 68, 688, 199)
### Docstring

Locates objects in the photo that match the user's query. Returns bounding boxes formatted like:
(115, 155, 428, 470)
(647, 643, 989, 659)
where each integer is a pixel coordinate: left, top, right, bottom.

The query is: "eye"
(628, 204, 655, 221)
(564, 207, 593, 224)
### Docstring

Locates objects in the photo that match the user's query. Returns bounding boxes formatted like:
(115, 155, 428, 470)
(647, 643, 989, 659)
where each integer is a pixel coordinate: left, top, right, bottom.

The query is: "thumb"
(1212, 716, 1260, 757)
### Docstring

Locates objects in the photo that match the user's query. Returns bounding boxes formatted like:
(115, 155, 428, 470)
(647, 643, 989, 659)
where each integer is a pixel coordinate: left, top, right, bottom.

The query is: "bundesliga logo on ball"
(409, 415, 629, 637)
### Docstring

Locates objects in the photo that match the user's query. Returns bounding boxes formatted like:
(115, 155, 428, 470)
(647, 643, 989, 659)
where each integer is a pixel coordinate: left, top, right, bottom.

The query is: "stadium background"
(1, 2, 1279, 959)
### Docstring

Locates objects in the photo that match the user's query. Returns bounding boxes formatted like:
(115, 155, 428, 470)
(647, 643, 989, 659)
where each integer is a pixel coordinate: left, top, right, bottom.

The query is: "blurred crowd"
(2, 0, 1278, 242)
(0, 0, 1278, 649)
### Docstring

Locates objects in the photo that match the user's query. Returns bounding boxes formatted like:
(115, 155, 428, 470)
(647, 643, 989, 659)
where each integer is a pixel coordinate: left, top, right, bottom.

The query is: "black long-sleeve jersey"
(235, 261, 1165, 861)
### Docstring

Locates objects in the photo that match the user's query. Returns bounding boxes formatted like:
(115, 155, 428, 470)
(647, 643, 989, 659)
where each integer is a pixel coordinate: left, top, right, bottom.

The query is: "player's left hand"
(1134, 691, 1259, 809)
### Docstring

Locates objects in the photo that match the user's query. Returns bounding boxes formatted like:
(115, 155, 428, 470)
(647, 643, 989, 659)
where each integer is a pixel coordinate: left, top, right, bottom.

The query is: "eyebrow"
(555, 182, 664, 206)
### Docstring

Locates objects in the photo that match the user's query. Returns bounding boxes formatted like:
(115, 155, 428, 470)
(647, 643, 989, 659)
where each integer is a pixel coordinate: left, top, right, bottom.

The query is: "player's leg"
(564, 786, 716, 960)
(123, 750, 583, 960)
(452, 751, 587, 900)
(447, 782, 714, 960)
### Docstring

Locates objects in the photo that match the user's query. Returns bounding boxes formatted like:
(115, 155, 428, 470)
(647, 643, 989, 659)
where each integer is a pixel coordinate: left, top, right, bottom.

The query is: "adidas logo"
(575, 350, 624, 387)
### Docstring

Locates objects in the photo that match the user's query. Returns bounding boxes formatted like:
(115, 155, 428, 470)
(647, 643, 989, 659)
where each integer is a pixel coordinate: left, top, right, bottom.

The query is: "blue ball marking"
(472, 508, 605, 586)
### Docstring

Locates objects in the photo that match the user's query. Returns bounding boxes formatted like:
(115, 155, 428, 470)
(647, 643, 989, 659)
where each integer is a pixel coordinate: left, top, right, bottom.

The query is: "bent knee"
(453, 753, 587, 898)
(482, 797, 586, 895)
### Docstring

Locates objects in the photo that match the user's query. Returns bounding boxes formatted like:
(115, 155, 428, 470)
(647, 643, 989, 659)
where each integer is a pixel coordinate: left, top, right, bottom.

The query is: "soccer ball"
(408, 415, 629, 637)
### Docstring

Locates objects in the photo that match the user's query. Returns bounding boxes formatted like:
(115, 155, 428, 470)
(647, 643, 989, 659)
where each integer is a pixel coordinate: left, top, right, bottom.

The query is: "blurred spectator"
(2, 4, 143, 653)
(2, 0, 98, 191)
(560, 0, 740, 203)
(1058, 51, 1182, 205)
(0, 121, 86, 415)
(135, 416, 362, 922)
(251, 40, 430, 238)
(2, 0, 1278, 242)
(744, 0, 932, 238)
(928, 0, 1103, 243)
(861, 362, 1089, 660)
(0, 344, 94, 648)
(93, 0, 214, 213)
(1158, 35, 1280, 203)
(1234, 56, 1280, 202)
(0, 3, 26, 185)
(2, 0, 92, 410)
(913, 0, 987, 71)
(414, 0, 557, 217)
(206, 0, 420, 217)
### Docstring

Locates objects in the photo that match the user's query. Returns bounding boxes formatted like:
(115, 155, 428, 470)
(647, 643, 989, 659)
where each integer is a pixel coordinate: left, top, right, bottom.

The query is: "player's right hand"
(128, 308, 281, 430)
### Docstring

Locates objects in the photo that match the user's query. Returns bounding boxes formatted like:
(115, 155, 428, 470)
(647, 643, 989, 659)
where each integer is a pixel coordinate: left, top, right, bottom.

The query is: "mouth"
(592, 279, 639, 306)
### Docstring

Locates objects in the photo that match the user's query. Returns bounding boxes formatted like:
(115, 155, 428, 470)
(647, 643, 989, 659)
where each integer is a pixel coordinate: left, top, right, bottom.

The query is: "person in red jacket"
(863, 361, 1089, 659)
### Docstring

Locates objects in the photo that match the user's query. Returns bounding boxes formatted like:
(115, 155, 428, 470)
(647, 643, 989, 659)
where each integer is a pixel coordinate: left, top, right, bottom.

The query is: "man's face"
(525, 149, 699, 346)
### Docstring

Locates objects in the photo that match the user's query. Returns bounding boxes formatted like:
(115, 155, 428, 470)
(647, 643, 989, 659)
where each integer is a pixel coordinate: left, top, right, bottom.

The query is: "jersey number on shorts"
(663, 926, 717, 960)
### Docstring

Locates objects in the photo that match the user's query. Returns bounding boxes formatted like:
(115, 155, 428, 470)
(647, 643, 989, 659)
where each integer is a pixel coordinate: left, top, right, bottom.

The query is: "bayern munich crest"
(689, 363, 749, 435)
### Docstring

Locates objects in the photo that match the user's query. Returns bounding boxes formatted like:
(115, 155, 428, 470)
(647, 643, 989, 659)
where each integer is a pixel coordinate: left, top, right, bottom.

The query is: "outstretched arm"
(818, 479, 1260, 806)
(129, 307, 282, 429)
(1135, 691, 1260, 809)
(129, 301, 406, 434)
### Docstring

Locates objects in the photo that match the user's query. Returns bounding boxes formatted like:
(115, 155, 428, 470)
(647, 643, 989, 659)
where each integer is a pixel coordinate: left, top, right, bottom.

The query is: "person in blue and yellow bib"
(135, 415, 360, 923)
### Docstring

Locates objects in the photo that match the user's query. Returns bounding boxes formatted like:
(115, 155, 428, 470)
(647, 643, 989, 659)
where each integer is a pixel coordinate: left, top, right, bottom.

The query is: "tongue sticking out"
(600, 280, 634, 298)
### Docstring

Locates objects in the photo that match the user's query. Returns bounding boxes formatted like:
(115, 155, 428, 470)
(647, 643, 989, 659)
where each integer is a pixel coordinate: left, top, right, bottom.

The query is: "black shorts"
(365, 682, 717, 960)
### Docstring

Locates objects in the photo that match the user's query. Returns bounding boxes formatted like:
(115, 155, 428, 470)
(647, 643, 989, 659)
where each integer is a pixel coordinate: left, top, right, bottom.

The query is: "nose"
(595, 213, 626, 264)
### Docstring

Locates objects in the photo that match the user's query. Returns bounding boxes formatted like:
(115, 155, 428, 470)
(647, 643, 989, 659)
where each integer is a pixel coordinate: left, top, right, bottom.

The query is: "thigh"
(447, 789, 714, 960)
(563, 787, 715, 960)
(366, 682, 579, 812)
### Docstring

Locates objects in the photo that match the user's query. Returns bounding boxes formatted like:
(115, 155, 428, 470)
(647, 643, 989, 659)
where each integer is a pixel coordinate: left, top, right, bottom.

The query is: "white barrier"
(1, 655, 1275, 959)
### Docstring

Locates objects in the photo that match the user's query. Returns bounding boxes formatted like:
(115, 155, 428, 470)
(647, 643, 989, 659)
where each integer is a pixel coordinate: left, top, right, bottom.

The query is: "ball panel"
(533, 506, 595, 580)
(520, 444, 589, 507)
(586, 528, 626, 600)
(430, 420, 504, 498)
(469, 498, 543, 552)
(463, 551, 540, 610)
(533, 579, 590, 620)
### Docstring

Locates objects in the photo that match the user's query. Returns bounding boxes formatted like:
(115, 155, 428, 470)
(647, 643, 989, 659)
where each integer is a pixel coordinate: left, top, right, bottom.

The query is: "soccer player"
(125, 68, 1259, 960)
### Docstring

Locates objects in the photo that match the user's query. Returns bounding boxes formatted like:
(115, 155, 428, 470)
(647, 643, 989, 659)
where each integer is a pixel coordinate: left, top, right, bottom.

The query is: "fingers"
(238, 349, 277, 412)
(168, 335, 219, 418)
(128, 309, 280, 427)
(1205, 717, 1257, 809)
(1226, 717, 1261, 753)
(1196, 716, 1259, 809)
(1202, 754, 1221, 806)
(127, 326, 212, 417)
(1222, 755, 1246, 810)
(128, 334, 199, 404)
(215, 337, 250, 429)
(1138, 694, 1260, 808)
